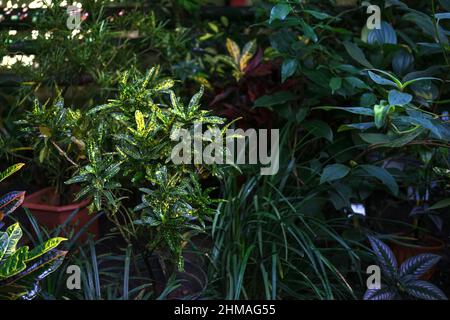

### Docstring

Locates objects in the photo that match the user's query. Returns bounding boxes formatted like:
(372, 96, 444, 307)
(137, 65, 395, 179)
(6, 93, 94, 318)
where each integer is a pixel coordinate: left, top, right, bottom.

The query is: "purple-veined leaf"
(364, 287, 398, 300)
(368, 235, 398, 280)
(404, 280, 447, 300)
(399, 254, 441, 279)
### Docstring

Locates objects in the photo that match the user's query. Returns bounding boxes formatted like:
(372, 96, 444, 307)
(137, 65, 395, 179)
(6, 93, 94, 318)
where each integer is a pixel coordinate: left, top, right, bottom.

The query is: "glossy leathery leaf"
(0, 223, 23, 261)
(0, 164, 25, 183)
(0, 246, 28, 279)
(26, 237, 67, 262)
(0, 191, 25, 217)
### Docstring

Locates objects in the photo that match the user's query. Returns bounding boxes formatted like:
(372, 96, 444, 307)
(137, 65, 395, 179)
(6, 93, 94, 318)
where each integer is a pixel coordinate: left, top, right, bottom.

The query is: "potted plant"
(26, 67, 233, 288)
(18, 98, 100, 237)
(0, 163, 67, 300)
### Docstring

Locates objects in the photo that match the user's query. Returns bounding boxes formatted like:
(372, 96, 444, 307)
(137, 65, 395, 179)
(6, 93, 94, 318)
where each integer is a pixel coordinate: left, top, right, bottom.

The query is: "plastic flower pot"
(390, 235, 445, 280)
(22, 187, 99, 240)
(230, 0, 250, 7)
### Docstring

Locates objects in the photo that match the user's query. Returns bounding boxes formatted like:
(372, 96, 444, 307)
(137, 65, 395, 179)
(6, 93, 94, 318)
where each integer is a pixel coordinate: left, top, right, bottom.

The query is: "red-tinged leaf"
(0, 191, 25, 217)
(243, 48, 264, 75)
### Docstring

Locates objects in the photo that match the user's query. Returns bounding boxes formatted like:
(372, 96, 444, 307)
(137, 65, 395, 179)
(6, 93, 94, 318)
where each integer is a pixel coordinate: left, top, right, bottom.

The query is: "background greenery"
(0, 0, 449, 300)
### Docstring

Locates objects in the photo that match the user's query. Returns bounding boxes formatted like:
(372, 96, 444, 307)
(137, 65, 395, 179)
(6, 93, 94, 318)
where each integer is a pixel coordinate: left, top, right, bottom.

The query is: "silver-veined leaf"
(367, 236, 398, 280)
(399, 254, 441, 279)
(404, 280, 447, 300)
(363, 287, 398, 300)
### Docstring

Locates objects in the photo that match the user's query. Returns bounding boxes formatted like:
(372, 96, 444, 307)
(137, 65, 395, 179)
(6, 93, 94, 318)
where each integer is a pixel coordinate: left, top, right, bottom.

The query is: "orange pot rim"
(23, 187, 90, 213)
(391, 232, 445, 251)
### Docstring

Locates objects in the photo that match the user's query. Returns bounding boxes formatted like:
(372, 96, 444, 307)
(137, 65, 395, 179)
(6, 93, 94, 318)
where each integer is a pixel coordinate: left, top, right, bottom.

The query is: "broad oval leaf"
(388, 90, 413, 106)
(392, 50, 414, 76)
(360, 165, 399, 196)
(253, 91, 297, 108)
(343, 41, 374, 69)
(368, 71, 398, 87)
(303, 120, 333, 142)
(269, 4, 291, 24)
(368, 22, 397, 45)
(320, 164, 350, 184)
(281, 59, 298, 83)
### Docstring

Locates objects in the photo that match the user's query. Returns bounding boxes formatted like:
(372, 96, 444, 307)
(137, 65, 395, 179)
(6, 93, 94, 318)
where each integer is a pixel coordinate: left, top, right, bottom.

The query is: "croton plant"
(0, 164, 66, 300)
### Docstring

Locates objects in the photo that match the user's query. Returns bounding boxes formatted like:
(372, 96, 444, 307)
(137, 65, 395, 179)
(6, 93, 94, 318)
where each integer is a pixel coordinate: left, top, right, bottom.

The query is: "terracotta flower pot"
(230, 0, 250, 7)
(22, 187, 99, 239)
(390, 235, 445, 280)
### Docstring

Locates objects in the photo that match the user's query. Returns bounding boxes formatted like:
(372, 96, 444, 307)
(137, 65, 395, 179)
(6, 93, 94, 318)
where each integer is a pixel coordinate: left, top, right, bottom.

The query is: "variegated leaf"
(169, 91, 181, 111)
(135, 110, 145, 133)
(0, 246, 28, 279)
(364, 287, 398, 300)
(368, 236, 398, 280)
(399, 254, 441, 279)
(226, 38, 240, 65)
(404, 280, 448, 300)
(239, 40, 257, 71)
(0, 249, 67, 299)
(86, 103, 114, 115)
(26, 237, 67, 262)
(0, 163, 25, 183)
(0, 223, 23, 260)
(0, 191, 25, 217)
(188, 86, 204, 111)
(65, 174, 89, 185)
(152, 79, 175, 91)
